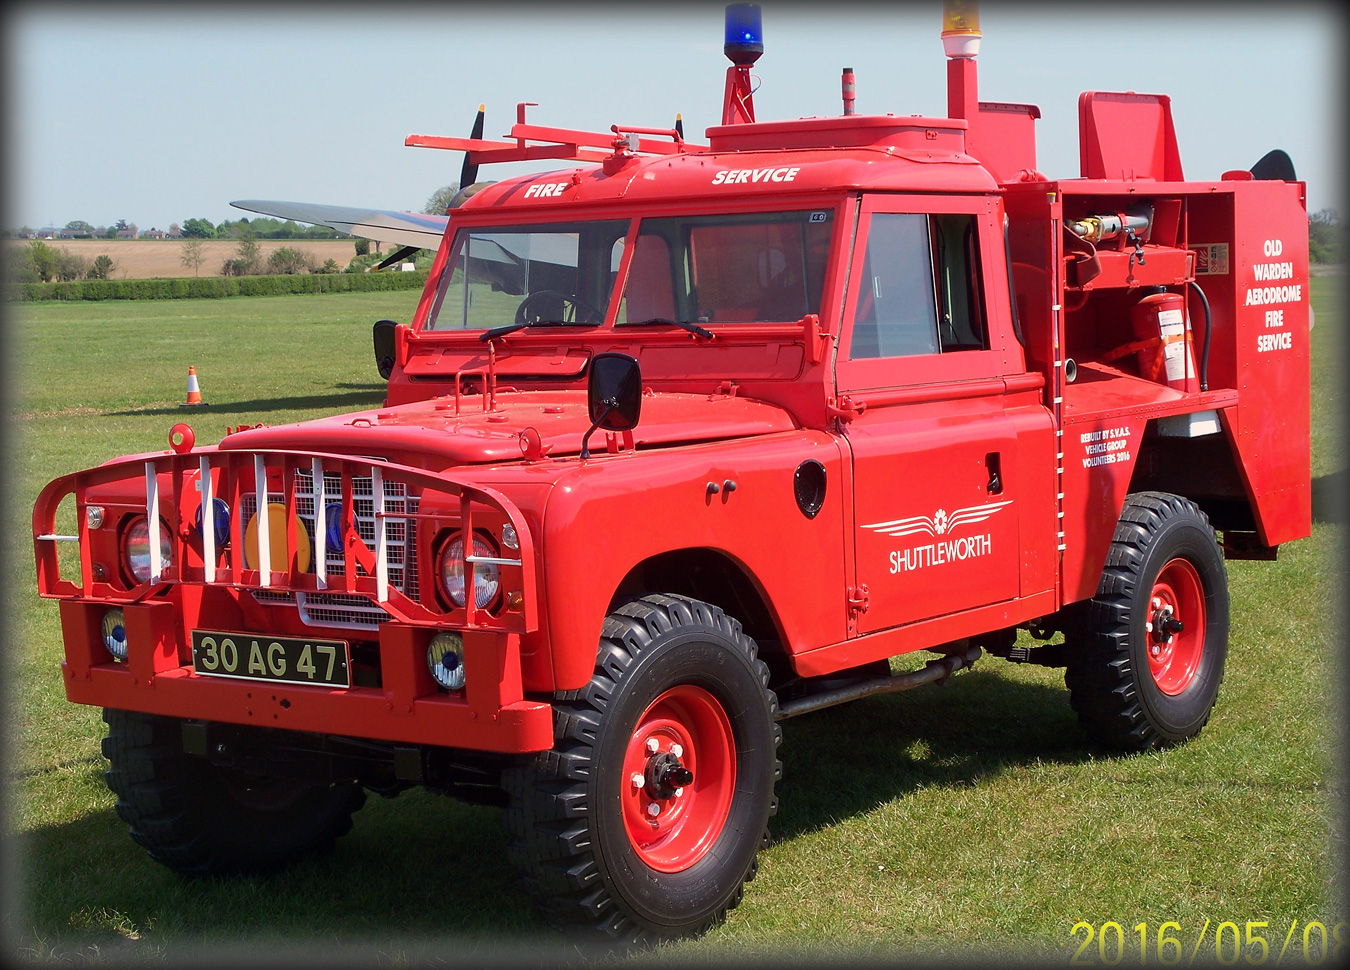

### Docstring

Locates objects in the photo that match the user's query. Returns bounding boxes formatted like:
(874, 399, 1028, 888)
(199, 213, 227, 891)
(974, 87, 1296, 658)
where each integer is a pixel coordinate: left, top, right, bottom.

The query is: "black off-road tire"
(502, 594, 781, 944)
(102, 708, 366, 875)
(1064, 492, 1230, 751)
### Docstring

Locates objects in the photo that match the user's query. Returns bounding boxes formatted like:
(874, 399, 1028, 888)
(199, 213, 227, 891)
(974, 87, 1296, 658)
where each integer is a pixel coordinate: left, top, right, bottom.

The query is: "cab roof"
(459, 114, 999, 214)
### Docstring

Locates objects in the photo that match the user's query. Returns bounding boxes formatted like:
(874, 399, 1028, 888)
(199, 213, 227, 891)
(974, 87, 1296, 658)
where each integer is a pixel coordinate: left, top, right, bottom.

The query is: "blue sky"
(5, 2, 1343, 231)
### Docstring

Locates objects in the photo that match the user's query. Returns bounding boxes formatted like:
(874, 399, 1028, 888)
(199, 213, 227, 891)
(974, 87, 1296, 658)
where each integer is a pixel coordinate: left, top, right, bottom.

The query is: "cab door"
(837, 195, 1041, 635)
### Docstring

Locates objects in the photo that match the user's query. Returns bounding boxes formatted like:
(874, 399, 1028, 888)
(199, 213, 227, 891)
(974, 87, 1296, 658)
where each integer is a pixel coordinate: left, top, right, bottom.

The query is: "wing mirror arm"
(581, 353, 642, 460)
(579, 402, 615, 460)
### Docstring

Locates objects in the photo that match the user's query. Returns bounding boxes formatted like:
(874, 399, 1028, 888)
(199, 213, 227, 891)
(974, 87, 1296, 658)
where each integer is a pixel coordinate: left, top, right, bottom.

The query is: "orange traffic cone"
(181, 365, 205, 407)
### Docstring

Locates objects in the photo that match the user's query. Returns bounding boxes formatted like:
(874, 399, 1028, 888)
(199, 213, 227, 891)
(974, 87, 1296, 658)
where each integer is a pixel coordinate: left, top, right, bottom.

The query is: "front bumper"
(38, 446, 553, 754)
(58, 599, 555, 752)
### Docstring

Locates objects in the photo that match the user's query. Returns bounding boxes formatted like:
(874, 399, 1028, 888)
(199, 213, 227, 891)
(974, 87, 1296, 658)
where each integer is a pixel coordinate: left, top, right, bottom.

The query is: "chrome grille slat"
(297, 592, 393, 630)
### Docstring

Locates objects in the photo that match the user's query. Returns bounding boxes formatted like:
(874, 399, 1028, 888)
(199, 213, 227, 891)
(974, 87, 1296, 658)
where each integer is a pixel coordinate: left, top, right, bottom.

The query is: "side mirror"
(372, 319, 397, 379)
(581, 352, 642, 459)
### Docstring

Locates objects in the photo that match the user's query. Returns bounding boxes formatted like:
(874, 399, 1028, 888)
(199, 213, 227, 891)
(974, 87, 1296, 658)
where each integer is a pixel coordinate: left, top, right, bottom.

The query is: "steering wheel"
(514, 289, 604, 326)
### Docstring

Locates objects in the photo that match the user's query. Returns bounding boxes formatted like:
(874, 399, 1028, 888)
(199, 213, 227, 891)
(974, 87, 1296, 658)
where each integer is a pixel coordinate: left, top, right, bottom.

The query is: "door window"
(848, 212, 987, 359)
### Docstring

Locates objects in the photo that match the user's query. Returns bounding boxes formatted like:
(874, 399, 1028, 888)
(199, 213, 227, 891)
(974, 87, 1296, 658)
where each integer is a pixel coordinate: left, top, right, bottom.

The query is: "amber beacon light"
(941, 0, 982, 57)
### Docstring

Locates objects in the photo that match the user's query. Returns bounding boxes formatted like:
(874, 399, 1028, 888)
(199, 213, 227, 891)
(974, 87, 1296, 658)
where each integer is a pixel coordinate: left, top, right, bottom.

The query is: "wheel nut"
(647, 802, 661, 818)
(670, 743, 683, 757)
(674, 787, 684, 797)
(645, 738, 659, 755)
(630, 772, 645, 789)
(1152, 597, 1162, 608)
(1145, 621, 1153, 633)
(1150, 644, 1161, 656)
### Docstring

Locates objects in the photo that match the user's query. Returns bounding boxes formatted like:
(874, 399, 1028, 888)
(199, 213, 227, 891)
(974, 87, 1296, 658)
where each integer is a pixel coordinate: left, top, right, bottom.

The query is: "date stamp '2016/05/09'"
(1069, 920, 1346, 965)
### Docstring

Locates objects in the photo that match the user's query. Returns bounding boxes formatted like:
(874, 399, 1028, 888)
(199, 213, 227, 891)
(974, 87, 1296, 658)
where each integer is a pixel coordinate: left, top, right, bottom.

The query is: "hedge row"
(6, 271, 430, 302)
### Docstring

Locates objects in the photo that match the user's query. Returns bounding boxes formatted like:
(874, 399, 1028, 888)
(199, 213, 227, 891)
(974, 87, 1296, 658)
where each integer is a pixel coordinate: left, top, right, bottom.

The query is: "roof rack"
(406, 102, 708, 167)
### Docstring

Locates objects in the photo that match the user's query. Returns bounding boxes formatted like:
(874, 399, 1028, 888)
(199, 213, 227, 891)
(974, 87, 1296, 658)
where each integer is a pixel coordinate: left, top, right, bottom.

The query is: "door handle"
(985, 452, 1003, 494)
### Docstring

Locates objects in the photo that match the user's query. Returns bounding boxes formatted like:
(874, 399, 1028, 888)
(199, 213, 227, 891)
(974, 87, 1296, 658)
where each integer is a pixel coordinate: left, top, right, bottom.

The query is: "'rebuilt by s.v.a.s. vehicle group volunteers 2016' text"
(32, 0, 1310, 945)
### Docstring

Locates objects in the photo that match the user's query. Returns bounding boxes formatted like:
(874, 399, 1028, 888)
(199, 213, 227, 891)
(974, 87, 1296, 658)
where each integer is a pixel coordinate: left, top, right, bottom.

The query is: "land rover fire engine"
(32, 2, 1311, 943)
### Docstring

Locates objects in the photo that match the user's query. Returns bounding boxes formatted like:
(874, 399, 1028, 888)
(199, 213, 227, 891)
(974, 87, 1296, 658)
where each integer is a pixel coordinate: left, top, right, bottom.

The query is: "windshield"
(619, 209, 833, 325)
(424, 220, 629, 331)
(421, 208, 834, 332)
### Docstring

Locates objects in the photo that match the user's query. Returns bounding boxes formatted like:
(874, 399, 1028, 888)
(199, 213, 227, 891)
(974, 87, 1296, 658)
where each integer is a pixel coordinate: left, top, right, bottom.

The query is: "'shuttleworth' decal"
(861, 500, 1012, 538)
(861, 500, 1012, 575)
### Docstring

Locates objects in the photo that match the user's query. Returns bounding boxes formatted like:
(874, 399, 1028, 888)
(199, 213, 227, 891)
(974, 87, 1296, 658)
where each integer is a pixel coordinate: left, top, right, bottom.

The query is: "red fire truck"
(32, 1, 1310, 944)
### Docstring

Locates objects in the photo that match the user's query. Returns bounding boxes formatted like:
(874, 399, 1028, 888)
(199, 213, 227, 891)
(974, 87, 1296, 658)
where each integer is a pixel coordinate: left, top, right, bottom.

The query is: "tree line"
(3, 241, 117, 282)
(178, 216, 341, 240)
(178, 236, 346, 278)
(2, 216, 342, 241)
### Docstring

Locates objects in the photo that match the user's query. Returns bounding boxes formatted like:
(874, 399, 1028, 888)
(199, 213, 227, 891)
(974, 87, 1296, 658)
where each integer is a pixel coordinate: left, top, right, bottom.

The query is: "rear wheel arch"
(1127, 417, 1258, 536)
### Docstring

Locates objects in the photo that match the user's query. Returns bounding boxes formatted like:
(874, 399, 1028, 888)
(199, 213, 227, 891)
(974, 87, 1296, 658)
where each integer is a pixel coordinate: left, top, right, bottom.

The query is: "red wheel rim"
(620, 684, 736, 873)
(1146, 557, 1206, 695)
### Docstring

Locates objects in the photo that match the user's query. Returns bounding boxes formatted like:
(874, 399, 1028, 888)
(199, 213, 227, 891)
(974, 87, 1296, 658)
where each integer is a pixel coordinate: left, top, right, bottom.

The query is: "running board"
(775, 644, 982, 721)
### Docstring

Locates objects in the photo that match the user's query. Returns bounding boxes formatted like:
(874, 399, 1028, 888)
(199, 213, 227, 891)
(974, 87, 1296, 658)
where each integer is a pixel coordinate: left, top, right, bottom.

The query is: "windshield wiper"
(479, 319, 599, 342)
(627, 317, 714, 340)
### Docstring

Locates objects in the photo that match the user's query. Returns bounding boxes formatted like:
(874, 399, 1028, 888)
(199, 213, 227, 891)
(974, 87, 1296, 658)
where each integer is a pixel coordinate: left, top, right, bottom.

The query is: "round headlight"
(101, 608, 128, 662)
(122, 516, 173, 584)
(195, 497, 231, 548)
(427, 632, 466, 690)
(437, 532, 500, 609)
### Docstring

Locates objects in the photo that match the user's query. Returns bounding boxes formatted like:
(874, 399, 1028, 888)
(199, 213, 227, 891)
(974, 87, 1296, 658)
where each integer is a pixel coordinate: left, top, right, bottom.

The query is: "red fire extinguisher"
(1127, 290, 1198, 392)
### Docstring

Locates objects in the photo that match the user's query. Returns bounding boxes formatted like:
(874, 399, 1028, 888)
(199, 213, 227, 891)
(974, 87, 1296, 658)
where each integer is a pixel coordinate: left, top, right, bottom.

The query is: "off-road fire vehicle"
(33, 1, 1310, 944)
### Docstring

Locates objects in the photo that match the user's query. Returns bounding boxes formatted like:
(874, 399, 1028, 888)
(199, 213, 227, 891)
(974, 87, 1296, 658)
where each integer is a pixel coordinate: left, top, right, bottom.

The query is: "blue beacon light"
(724, 3, 763, 65)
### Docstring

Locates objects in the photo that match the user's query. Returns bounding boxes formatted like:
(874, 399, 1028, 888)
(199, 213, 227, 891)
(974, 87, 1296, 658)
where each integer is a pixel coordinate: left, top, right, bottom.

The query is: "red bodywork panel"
(35, 68, 1311, 754)
(223, 390, 799, 468)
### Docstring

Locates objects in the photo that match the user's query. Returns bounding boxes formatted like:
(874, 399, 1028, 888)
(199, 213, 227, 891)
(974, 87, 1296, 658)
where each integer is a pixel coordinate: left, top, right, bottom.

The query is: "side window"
(849, 212, 987, 359)
(931, 214, 987, 350)
(850, 214, 937, 358)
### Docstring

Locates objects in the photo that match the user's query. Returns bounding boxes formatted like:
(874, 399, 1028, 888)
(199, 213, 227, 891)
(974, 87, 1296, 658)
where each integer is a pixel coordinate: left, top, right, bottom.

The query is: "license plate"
(191, 630, 351, 688)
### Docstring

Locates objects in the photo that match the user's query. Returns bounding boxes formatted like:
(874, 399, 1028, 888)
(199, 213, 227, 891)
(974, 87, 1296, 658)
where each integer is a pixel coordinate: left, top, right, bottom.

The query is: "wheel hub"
(1148, 600, 1185, 652)
(1145, 558, 1206, 695)
(645, 751, 694, 799)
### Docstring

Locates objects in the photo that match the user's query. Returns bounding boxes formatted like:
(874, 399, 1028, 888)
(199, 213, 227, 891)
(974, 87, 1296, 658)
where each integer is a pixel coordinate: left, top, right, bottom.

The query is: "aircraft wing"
(229, 200, 448, 250)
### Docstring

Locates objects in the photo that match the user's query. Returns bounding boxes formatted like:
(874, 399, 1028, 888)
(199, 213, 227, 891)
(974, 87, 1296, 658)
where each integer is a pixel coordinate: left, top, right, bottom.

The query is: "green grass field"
(2, 281, 1344, 965)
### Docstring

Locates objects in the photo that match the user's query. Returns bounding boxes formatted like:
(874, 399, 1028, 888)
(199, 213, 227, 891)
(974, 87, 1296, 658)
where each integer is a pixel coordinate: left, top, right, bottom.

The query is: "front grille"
(297, 592, 392, 630)
(37, 445, 530, 636)
(241, 473, 420, 630)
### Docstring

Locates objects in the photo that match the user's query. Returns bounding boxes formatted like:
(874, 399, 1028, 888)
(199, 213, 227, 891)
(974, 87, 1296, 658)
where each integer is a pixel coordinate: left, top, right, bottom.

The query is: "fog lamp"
(86, 506, 105, 530)
(501, 521, 520, 551)
(195, 497, 231, 548)
(243, 502, 312, 572)
(324, 502, 345, 554)
(427, 632, 466, 691)
(101, 608, 128, 662)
